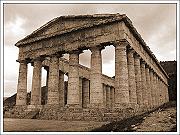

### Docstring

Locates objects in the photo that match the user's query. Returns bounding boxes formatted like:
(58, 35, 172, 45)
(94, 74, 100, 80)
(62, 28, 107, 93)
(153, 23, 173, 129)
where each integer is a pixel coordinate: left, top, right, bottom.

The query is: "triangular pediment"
(15, 14, 125, 46)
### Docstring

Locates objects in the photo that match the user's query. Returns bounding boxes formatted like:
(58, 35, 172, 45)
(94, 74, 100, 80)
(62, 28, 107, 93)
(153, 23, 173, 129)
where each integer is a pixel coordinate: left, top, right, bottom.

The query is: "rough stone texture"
(103, 84, 107, 108)
(16, 61, 27, 105)
(140, 61, 148, 106)
(164, 83, 169, 103)
(90, 47, 103, 108)
(59, 71, 64, 107)
(47, 56, 60, 105)
(79, 77, 83, 107)
(154, 75, 158, 106)
(150, 70, 156, 107)
(114, 41, 129, 106)
(82, 79, 90, 108)
(153, 74, 158, 106)
(156, 77, 160, 106)
(127, 49, 137, 104)
(106, 86, 111, 108)
(67, 51, 81, 107)
(134, 54, 143, 106)
(110, 87, 115, 108)
(31, 59, 42, 105)
(145, 66, 152, 107)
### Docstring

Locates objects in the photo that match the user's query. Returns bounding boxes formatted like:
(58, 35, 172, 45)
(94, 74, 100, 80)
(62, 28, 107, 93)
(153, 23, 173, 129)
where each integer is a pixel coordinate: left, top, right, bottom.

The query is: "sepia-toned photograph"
(1, 0, 178, 134)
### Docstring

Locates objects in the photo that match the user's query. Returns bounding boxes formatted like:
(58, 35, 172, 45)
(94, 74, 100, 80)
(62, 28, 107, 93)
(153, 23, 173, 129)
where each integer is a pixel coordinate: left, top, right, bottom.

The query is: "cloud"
(5, 16, 26, 45)
(3, 3, 176, 97)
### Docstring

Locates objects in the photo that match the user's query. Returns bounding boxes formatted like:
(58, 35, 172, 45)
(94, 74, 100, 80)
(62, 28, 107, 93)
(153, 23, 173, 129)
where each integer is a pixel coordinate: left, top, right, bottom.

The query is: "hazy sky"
(3, 3, 176, 97)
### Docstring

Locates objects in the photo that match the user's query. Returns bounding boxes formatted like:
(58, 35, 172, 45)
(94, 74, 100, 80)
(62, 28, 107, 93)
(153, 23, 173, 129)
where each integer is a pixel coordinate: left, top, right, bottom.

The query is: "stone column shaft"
(90, 46, 103, 108)
(31, 59, 42, 105)
(145, 67, 152, 107)
(67, 51, 80, 106)
(47, 56, 60, 105)
(155, 75, 159, 106)
(141, 61, 148, 106)
(156, 77, 160, 106)
(110, 87, 115, 108)
(59, 71, 64, 107)
(106, 86, 111, 108)
(150, 71, 155, 107)
(153, 73, 158, 106)
(82, 79, 90, 108)
(164, 83, 169, 102)
(103, 84, 107, 108)
(134, 55, 143, 105)
(127, 49, 137, 104)
(79, 77, 83, 107)
(16, 61, 28, 105)
(160, 80, 165, 103)
(114, 41, 129, 106)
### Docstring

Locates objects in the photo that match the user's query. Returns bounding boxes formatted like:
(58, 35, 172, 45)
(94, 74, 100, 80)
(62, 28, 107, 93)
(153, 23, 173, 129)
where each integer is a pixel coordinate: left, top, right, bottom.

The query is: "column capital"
(145, 64, 150, 69)
(90, 45, 104, 52)
(69, 50, 82, 55)
(50, 53, 63, 58)
(113, 40, 129, 48)
(140, 59, 146, 65)
(128, 47, 135, 52)
(32, 57, 44, 62)
(134, 53, 141, 59)
(16, 59, 29, 64)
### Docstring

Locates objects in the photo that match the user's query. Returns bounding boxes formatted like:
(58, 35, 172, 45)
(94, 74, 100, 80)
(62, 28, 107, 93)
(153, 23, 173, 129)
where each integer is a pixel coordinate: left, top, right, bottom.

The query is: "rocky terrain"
(92, 101, 177, 132)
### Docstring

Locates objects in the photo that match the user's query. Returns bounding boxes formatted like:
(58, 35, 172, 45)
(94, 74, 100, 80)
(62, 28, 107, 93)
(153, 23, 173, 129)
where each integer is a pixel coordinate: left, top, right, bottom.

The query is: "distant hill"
(4, 86, 47, 109)
(3, 97, 8, 101)
(160, 61, 177, 101)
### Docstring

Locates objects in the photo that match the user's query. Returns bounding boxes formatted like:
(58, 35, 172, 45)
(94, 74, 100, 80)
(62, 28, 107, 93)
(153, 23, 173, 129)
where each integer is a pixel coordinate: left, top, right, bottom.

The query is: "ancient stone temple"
(15, 14, 169, 121)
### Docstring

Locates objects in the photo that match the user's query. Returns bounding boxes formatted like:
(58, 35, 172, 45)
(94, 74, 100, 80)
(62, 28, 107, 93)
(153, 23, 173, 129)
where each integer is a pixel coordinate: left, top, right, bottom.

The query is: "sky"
(3, 3, 177, 97)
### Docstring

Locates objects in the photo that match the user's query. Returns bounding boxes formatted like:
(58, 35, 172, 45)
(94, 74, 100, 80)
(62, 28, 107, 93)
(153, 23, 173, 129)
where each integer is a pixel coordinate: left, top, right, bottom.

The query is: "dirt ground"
(3, 118, 108, 132)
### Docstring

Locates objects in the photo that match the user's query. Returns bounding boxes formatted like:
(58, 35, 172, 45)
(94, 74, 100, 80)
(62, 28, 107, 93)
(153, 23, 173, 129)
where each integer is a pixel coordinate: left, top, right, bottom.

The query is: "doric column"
(127, 48, 137, 105)
(156, 76, 160, 106)
(134, 54, 143, 106)
(150, 69, 155, 107)
(44, 66, 49, 88)
(90, 46, 103, 108)
(47, 55, 60, 105)
(82, 79, 90, 108)
(44, 66, 49, 105)
(16, 60, 28, 106)
(67, 50, 81, 107)
(164, 82, 169, 103)
(153, 73, 158, 106)
(114, 41, 129, 107)
(110, 87, 115, 108)
(106, 86, 111, 108)
(140, 60, 148, 106)
(31, 58, 42, 105)
(79, 77, 83, 107)
(59, 71, 64, 107)
(103, 84, 107, 108)
(145, 65, 152, 107)
(155, 75, 160, 106)
(159, 80, 163, 105)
